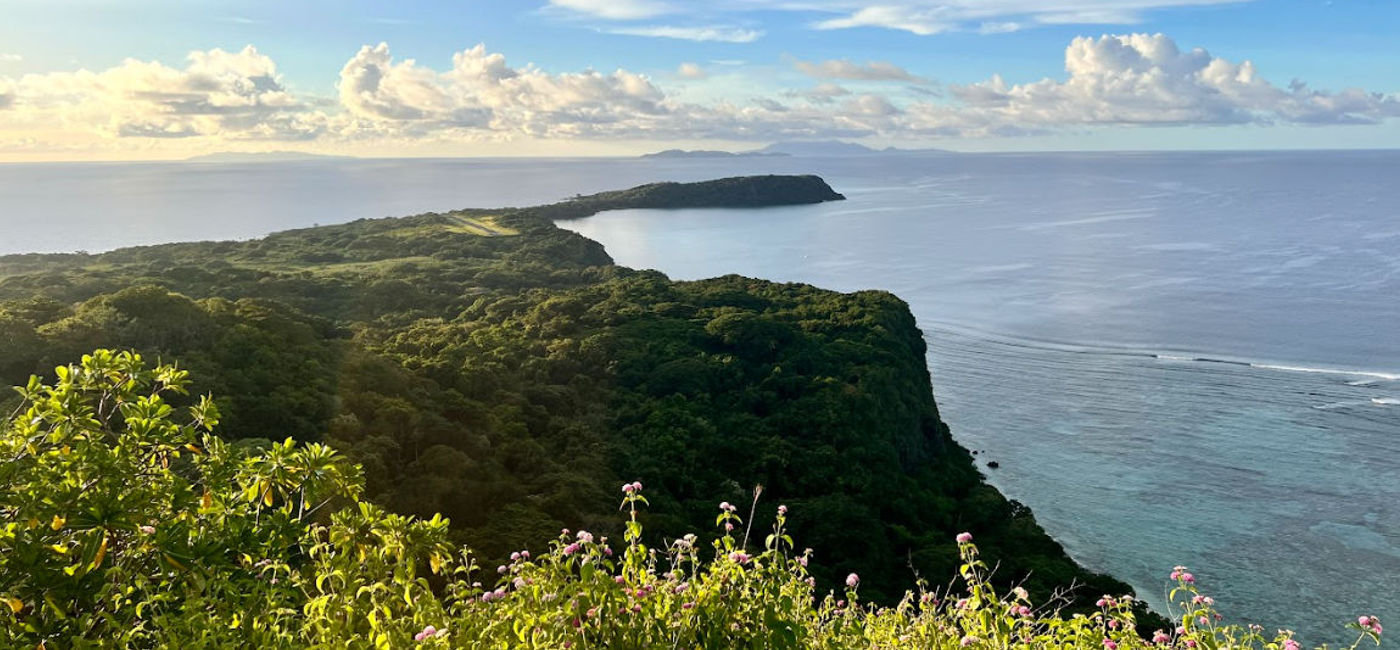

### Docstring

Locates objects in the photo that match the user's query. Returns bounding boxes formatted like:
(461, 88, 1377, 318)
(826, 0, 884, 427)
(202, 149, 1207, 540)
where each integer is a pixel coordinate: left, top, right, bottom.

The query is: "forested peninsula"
(0, 175, 1162, 643)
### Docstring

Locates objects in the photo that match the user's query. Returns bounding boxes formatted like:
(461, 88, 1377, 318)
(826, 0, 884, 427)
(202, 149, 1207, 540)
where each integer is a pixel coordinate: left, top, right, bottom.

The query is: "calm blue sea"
(2, 152, 1396, 642)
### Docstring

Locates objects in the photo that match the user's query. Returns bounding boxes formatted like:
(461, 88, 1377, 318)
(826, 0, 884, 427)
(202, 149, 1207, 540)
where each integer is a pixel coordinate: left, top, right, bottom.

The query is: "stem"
(741, 485, 763, 550)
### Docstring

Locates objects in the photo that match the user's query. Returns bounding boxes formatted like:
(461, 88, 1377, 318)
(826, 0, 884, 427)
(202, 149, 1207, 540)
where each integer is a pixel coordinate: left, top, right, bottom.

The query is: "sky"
(0, 0, 1398, 160)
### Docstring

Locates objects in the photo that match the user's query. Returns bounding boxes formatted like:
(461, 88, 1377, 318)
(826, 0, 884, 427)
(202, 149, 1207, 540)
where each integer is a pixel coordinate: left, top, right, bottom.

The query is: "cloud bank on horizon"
(0, 0, 1397, 158)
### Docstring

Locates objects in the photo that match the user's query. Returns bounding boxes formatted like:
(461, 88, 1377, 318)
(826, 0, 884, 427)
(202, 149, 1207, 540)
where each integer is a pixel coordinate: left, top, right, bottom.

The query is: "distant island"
(541, 174, 844, 220)
(640, 149, 790, 159)
(185, 151, 358, 163)
(640, 140, 954, 158)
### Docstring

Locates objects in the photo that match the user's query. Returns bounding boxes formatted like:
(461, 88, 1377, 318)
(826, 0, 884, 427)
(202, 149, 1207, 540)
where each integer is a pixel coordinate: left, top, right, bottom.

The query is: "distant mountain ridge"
(641, 149, 790, 159)
(640, 140, 953, 158)
(185, 151, 357, 163)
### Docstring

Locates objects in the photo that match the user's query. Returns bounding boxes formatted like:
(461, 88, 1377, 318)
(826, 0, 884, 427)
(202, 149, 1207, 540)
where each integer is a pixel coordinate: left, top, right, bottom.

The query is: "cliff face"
(0, 175, 1142, 614)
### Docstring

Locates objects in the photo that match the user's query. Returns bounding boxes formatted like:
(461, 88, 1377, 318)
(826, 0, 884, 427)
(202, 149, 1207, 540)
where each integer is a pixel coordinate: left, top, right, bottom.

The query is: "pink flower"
(1017, 606, 1032, 617)
(682, 602, 695, 610)
(1104, 639, 1118, 650)
(1181, 572, 1195, 584)
(719, 501, 732, 512)
(1186, 641, 1197, 648)
(1282, 640, 1300, 650)
(729, 551, 750, 563)
(510, 552, 520, 561)
(725, 523, 734, 532)
(622, 483, 634, 494)
(956, 532, 974, 544)
(576, 530, 594, 543)
(778, 504, 788, 515)
(846, 573, 860, 588)
(414, 625, 440, 641)
(1152, 631, 1171, 644)
(960, 635, 979, 646)
(139, 525, 156, 535)
(631, 481, 643, 491)
(1358, 616, 1383, 635)
(615, 575, 626, 584)
(563, 543, 580, 555)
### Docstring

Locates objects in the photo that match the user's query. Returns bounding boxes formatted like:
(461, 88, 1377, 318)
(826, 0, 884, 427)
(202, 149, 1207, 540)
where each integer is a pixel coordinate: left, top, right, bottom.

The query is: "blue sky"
(1, 0, 1397, 159)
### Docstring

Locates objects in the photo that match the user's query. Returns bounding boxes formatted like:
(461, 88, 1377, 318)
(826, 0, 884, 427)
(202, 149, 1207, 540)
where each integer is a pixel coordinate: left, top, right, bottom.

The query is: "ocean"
(2, 151, 1396, 642)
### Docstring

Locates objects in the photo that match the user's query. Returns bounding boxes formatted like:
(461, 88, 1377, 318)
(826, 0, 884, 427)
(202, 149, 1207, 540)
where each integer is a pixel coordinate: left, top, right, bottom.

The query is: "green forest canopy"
(0, 174, 1142, 612)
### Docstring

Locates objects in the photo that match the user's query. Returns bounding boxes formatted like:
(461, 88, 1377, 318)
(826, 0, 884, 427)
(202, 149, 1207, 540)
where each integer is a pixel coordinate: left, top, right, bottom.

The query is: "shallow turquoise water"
(557, 151, 1400, 643)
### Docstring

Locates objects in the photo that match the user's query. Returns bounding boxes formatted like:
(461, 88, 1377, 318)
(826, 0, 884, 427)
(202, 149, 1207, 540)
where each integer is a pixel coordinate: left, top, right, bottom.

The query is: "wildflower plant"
(0, 350, 1385, 648)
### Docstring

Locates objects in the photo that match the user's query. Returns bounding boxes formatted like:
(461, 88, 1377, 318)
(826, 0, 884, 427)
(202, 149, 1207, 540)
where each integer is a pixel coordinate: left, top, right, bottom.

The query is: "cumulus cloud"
(607, 25, 763, 42)
(0, 46, 322, 140)
(0, 53, 21, 63)
(677, 63, 708, 79)
(791, 57, 928, 83)
(3, 31, 1397, 157)
(949, 33, 1400, 126)
(337, 43, 670, 138)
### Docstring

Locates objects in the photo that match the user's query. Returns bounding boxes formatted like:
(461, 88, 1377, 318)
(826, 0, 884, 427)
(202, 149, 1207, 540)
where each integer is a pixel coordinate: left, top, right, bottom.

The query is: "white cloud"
(552, 1, 1255, 36)
(547, 0, 673, 20)
(337, 43, 670, 138)
(785, 83, 853, 103)
(0, 53, 21, 63)
(791, 57, 929, 83)
(2, 32, 1396, 158)
(814, 6, 955, 35)
(949, 33, 1400, 127)
(0, 46, 323, 140)
(607, 25, 764, 42)
(677, 63, 708, 79)
(978, 22, 1023, 34)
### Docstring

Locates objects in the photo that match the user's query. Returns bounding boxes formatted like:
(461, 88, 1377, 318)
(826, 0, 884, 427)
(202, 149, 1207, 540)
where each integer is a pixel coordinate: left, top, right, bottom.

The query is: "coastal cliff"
(0, 175, 1136, 612)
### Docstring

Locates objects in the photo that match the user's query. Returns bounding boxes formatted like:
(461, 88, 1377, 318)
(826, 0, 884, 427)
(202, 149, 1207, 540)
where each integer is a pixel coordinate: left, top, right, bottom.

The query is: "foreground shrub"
(0, 351, 1383, 648)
